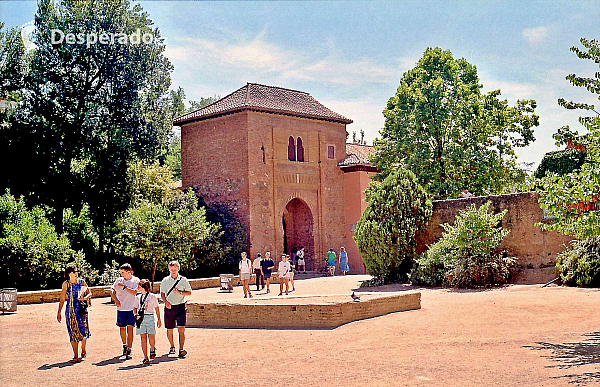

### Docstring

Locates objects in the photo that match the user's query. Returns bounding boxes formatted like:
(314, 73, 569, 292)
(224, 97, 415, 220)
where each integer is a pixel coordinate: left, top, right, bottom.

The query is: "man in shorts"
(160, 261, 192, 358)
(111, 263, 140, 360)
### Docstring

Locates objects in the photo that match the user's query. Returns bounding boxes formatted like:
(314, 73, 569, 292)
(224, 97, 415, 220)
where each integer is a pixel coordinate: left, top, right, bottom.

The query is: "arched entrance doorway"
(282, 198, 315, 270)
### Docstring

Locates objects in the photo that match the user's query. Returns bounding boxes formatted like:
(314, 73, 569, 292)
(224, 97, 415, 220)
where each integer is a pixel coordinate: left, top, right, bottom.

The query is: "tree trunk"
(151, 257, 158, 288)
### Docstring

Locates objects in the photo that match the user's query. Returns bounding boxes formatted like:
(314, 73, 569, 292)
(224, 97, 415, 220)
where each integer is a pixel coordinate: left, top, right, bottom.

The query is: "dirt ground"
(1, 275, 600, 386)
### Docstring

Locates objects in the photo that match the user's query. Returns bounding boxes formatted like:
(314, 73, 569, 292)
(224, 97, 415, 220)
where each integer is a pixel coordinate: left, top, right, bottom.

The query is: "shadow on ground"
(525, 332, 600, 385)
(38, 360, 78, 370)
(353, 281, 509, 294)
(117, 354, 180, 370)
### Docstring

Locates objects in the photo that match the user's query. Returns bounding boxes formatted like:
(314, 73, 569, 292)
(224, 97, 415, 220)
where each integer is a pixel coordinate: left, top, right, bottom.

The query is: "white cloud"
(165, 33, 398, 88)
(522, 26, 549, 45)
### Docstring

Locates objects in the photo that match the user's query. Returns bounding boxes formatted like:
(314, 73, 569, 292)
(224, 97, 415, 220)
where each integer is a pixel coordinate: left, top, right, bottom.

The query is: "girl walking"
(134, 279, 161, 364)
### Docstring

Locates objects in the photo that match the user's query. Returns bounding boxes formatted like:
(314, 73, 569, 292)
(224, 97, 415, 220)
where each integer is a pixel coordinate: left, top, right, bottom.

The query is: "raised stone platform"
(187, 292, 421, 329)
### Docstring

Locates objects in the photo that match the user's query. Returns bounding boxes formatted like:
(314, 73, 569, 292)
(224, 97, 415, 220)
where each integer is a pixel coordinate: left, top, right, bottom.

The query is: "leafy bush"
(412, 201, 516, 287)
(98, 260, 121, 286)
(353, 168, 432, 283)
(0, 191, 97, 290)
(556, 236, 600, 287)
(63, 205, 99, 265)
(534, 148, 585, 178)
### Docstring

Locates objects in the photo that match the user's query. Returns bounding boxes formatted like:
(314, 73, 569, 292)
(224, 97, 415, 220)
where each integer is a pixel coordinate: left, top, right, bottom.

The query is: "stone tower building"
(175, 83, 354, 271)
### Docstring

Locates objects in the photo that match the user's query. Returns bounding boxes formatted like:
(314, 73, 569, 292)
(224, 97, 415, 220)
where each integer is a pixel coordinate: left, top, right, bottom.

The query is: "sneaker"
(169, 347, 176, 355)
(179, 349, 187, 358)
(266, 290, 270, 294)
(143, 358, 150, 365)
(122, 345, 128, 356)
(125, 347, 132, 360)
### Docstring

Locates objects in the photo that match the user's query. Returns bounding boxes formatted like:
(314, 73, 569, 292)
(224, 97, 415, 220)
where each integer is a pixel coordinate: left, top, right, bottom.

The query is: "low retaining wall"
(17, 274, 279, 305)
(186, 292, 421, 329)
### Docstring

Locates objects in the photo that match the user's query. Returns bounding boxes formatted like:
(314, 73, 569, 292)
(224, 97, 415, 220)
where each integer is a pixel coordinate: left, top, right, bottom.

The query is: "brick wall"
(343, 170, 376, 274)
(416, 192, 574, 270)
(186, 292, 421, 329)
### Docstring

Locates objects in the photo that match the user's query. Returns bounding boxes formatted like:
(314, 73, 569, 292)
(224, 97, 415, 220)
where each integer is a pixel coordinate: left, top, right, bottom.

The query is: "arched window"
(288, 136, 296, 161)
(297, 137, 304, 162)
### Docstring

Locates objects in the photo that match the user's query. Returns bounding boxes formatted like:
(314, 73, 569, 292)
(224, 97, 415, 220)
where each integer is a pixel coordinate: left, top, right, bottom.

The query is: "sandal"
(179, 349, 187, 358)
(150, 349, 156, 359)
(69, 357, 80, 364)
(81, 351, 86, 359)
(143, 358, 150, 364)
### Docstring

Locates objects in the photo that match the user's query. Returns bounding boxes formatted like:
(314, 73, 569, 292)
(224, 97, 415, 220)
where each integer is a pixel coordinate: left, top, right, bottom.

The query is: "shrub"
(98, 260, 121, 286)
(412, 201, 516, 287)
(0, 191, 97, 290)
(556, 236, 600, 287)
(353, 168, 432, 283)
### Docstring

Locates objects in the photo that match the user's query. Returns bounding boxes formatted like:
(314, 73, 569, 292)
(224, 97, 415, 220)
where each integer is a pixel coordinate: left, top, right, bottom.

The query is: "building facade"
(175, 83, 373, 273)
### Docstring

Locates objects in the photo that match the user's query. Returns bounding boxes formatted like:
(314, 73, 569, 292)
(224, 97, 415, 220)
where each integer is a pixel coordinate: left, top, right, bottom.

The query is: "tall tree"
(0, 0, 173, 251)
(372, 47, 539, 199)
(535, 38, 600, 239)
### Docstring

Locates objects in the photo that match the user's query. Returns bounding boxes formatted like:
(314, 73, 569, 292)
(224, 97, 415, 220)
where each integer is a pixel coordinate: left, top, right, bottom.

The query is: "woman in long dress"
(339, 246, 350, 275)
(57, 264, 91, 363)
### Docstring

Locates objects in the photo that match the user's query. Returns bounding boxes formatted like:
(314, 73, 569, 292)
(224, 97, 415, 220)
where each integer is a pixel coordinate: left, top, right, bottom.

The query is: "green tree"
(353, 168, 432, 282)
(187, 95, 220, 113)
(165, 133, 182, 179)
(534, 38, 600, 239)
(0, 191, 97, 290)
(117, 195, 221, 284)
(0, 22, 27, 100)
(0, 0, 173, 251)
(372, 47, 539, 199)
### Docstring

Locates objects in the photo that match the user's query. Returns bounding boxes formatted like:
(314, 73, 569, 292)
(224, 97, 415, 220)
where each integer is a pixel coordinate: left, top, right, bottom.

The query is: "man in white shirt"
(252, 253, 264, 291)
(160, 261, 192, 358)
(111, 263, 140, 359)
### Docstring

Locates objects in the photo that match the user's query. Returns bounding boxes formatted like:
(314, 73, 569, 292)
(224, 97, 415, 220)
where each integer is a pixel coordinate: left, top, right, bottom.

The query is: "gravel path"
(1, 275, 599, 386)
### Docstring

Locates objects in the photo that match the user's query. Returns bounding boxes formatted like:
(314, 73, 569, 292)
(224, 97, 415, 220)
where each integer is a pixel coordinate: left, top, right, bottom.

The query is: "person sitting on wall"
(460, 189, 474, 198)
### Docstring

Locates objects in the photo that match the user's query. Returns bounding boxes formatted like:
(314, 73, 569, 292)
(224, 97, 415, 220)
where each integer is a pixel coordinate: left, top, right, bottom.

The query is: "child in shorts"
(134, 279, 161, 364)
(111, 263, 140, 359)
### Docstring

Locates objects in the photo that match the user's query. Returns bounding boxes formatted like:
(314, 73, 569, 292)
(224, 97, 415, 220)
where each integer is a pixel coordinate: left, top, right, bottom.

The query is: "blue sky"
(2, 0, 599, 167)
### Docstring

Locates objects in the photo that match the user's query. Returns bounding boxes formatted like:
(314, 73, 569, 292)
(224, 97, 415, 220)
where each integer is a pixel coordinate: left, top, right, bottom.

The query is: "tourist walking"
(57, 264, 91, 363)
(278, 253, 291, 295)
(239, 252, 253, 298)
(339, 246, 350, 275)
(253, 253, 264, 291)
(297, 247, 306, 273)
(261, 251, 275, 294)
(287, 254, 296, 292)
(134, 279, 161, 364)
(160, 261, 192, 358)
(111, 263, 140, 360)
(326, 248, 336, 276)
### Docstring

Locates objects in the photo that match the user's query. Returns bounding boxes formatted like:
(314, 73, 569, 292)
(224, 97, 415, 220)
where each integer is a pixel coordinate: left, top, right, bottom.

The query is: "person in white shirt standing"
(160, 261, 192, 358)
(111, 263, 140, 360)
(253, 253, 264, 291)
(278, 254, 291, 296)
(239, 252, 253, 298)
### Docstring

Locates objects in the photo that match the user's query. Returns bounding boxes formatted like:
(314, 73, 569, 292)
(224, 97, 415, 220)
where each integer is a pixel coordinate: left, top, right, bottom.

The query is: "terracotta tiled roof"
(339, 143, 379, 172)
(174, 83, 353, 125)
(339, 143, 377, 166)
